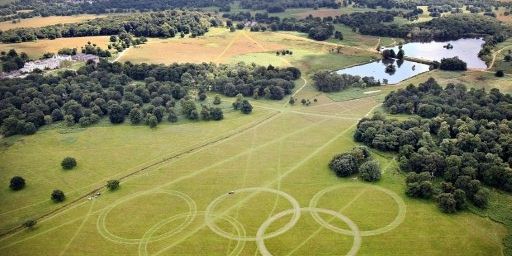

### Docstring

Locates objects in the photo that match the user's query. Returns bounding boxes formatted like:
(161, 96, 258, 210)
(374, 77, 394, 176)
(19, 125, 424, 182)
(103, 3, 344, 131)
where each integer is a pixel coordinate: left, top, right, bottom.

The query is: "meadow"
(0, 36, 111, 58)
(0, 91, 506, 255)
(0, 15, 106, 31)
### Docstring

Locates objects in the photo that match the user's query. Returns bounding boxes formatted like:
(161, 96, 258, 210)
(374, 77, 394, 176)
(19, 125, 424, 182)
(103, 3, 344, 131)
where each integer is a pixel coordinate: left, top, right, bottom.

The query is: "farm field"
(0, 14, 106, 30)
(0, 36, 111, 58)
(0, 89, 507, 255)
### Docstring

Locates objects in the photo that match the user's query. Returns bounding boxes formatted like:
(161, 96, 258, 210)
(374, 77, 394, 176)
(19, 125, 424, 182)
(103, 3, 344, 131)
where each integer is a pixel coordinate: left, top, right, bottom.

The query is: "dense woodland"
(354, 78, 512, 212)
(0, 49, 28, 72)
(0, 61, 300, 136)
(0, 10, 220, 43)
(0, 0, 339, 22)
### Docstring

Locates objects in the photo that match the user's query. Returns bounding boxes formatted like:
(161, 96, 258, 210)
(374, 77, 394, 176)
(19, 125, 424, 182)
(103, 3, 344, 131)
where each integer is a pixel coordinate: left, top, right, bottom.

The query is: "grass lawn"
(0, 88, 507, 255)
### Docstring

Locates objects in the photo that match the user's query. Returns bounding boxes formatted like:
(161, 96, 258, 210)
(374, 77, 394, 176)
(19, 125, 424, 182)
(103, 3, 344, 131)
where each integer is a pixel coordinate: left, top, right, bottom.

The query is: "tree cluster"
(0, 10, 220, 43)
(439, 57, 467, 71)
(313, 71, 381, 92)
(0, 60, 300, 136)
(1, 49, 29, 72)
(354, 78, 512, 212)
(329, 146, 381, 182)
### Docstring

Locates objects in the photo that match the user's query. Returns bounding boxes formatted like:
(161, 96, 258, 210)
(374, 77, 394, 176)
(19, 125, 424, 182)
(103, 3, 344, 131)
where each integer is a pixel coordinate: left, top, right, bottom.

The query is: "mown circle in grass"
(205, 187, 301, 241)
(138, 211, 246, 256)
(97, 190, 197, 244)
(309, 184, 406, 236)
(255, 207, 361, 256)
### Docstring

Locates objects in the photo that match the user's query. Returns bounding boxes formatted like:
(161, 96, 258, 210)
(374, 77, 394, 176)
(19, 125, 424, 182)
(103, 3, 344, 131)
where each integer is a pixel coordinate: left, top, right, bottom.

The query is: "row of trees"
(313, 71, 381, 92)
(354, 78, 512, 212)
(0, 60, 300, 136)
(0, 10, 221, 43)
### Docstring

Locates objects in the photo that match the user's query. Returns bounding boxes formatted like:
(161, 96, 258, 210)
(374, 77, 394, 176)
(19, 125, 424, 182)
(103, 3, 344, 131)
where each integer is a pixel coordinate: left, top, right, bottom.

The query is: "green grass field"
(0, 87, 507, 255)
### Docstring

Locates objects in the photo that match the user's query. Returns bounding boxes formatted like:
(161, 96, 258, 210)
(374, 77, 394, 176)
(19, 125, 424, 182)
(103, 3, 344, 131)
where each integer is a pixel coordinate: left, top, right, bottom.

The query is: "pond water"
(335, 59, 431, 84)
(385, 38, 487, 69)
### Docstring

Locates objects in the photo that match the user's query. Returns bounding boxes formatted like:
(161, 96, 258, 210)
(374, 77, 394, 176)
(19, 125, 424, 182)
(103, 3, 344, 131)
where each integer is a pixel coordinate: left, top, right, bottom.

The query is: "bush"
(213, 95, 222, 105)
(23, 219, 37, 229)
(106, 180, 120, 191)
(439, 57, 467, 71)
(51, 189, 65, 202)
(495, 70, 505, 77)
(61, 157, 77, 170)
(359, 160, 381, 182)
(329, 153, 358, 177)
(9, 176, 26, 191)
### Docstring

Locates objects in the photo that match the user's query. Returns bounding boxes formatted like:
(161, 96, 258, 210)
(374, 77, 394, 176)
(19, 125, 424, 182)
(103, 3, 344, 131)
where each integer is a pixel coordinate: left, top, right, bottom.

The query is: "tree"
(129, 108, 143, 124)
(289, 97, 295, 105)
(146, 114, 158, 128)
(438, 193, 457, 213)
(329, 153, 358, 177)
(453, 189, 467, 210)
(472, 188, 489, 208)
(61, 157, 77, 170)
(167, 109, 178, 123)
(213, 95, 222, 105)
(495, 70, 505, 77)
(51, 189, 65, 203)
(9, 176, 26, 191)
(359, 160, 381, 182)
(210, 107, 224, 121)
(106, 180, 120, 191)
(240, 100, 253, 114)
(109, 104, 125, 124)
(397, 47, 405, 59)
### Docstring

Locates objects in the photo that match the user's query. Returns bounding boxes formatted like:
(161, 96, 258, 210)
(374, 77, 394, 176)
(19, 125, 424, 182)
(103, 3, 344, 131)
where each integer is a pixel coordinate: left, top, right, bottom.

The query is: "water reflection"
(336, 59, 430, 84)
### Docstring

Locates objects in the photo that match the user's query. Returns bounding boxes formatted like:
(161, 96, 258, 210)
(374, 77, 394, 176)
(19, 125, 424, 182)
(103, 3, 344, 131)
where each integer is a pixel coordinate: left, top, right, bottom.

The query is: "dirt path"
(487, 45, 512, 70)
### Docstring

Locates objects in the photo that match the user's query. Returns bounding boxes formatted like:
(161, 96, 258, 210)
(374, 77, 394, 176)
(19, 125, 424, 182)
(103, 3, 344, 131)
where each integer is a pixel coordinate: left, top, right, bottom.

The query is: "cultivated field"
(0, 15, 106, 30)
(0, 36, 111, 58)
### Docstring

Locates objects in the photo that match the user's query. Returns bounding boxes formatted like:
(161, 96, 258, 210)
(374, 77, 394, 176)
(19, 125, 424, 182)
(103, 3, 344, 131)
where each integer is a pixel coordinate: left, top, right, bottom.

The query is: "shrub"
(23, 219, 37, 229)
(495, 70, 505, 77)
(51, 189, 65, 202)
(240, 100, 253, 114)
(106, 180, 120, 191)
(61, 157, 77, 170)
(9, 176, 26, 191)
(359, 160, 381, 182)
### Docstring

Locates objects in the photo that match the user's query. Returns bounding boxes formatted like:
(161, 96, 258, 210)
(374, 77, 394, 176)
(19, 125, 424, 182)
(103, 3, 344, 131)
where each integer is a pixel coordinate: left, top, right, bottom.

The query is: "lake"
(385, 38, 487, 70)
(335, 59, 431, 84)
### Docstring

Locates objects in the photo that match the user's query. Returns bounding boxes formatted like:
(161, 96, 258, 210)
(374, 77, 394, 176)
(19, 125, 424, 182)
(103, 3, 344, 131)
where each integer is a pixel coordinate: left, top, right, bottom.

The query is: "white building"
(20, 55, 72, 73)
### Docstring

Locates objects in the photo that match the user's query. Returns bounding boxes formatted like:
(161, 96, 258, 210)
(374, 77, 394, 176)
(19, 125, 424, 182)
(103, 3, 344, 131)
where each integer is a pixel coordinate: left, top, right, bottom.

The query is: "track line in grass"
(226, 127, 258, 254)
(153, 104, 376, 255)
(58, 200, 95, 256)
(285, 188, 368, 256)
(0, 111, 278, 238)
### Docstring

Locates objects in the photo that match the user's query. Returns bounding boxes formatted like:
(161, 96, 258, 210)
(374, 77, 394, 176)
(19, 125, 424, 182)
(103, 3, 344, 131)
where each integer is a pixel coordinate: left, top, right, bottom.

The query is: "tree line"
(0, 60, 300, 136)
(0, 10, 221, 43)
(354, 78, 512, 213)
